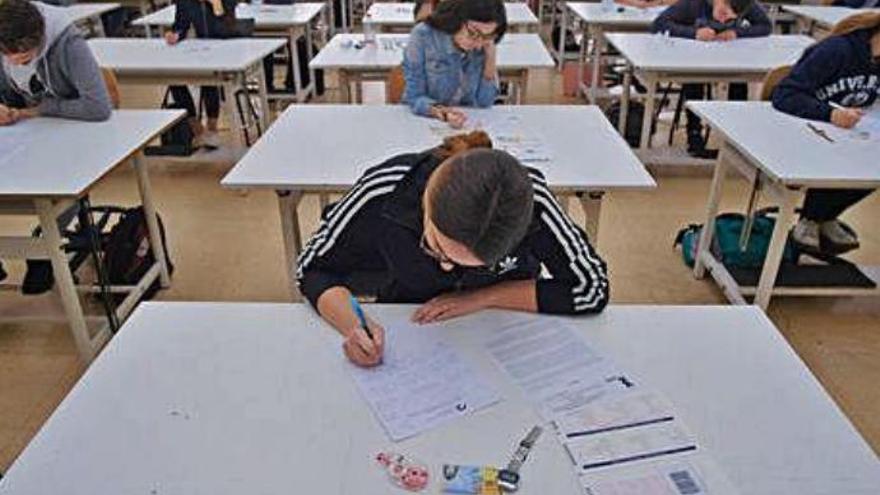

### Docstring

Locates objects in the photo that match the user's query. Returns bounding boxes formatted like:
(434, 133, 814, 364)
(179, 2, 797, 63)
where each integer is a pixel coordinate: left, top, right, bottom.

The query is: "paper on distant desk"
(348, 323, 500, 441)
(430, 112, 553, 164)
(485, 318, 629, 418)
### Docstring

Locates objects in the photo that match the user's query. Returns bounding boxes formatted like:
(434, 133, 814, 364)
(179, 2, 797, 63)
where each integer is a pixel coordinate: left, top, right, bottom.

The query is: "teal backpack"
(675, 209, 797, 269)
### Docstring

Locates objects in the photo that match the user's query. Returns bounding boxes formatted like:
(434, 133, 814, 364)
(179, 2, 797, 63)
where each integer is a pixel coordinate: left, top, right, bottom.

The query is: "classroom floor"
(1, 68, 878, 473)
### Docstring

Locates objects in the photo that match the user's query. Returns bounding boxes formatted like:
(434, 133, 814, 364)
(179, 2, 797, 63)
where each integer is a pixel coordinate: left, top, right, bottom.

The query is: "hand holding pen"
(346, 296, 385, 367)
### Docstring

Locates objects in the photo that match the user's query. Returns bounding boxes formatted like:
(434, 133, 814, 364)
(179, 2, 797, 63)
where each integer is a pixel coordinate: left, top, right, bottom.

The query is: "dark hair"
(0, 0, 44, 55)
(426, 149, 534, 265)
(726, 0, 755, 16)
(426, 0, 508, 43)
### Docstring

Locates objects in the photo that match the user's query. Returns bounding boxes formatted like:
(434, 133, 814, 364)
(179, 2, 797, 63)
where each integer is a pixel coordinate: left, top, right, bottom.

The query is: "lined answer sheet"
(347, 323, 500, 441)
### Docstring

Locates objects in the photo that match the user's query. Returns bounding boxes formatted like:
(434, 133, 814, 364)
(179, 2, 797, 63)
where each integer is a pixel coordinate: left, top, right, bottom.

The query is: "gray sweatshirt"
(0, 2, 111, 121)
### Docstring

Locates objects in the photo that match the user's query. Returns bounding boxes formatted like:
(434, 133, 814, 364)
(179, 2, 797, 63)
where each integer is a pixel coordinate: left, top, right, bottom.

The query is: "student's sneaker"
(200, 131, 222, 150)
(686, 130, 719, 160)
(791, 218, 821, 252)
(820, 220, 859, 252)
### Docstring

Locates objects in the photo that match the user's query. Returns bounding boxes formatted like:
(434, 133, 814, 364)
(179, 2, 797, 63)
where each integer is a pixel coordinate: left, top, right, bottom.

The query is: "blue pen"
(349, 295, 374, 340)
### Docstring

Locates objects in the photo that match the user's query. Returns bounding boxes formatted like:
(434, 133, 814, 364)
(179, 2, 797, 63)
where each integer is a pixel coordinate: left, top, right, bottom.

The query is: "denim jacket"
(402, 23, 499, 116)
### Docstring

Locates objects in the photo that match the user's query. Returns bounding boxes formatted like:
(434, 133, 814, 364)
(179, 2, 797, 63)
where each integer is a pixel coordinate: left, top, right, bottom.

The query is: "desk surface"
(689, 101, 880, 188)
(221, 104, 654, 191)
(89, 38, 287, 74)
(0, 303, 877, 494)
(0, 110, 183, 198)
(132, 3, 326, 28)
(365, 2, 538, 26)
(605, 33, 813, 73)
(65, 2, 121, 22)
(782, 5, 880, 28)
(310, 33, 554, 70)
(566, 2, 665, 26)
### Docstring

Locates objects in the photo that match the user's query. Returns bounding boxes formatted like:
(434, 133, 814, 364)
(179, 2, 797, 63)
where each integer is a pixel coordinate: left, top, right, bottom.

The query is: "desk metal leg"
(254, 64, 271, 131)
(133, 153, 171, 288)
(557, 4, 567, 69)
(517, 70, 528, 104)
(589, 26, 604, 103)
(618, 65, 632, 135)
(337, 70, 352, 103)
(577, 191, 603, 242)
(277, 190, 304, 300)
(639, 74, 657, 150)
(753, 184, 800, 310)
(224, 80, 246, 148)
(306, 22, 317, 100)
(694, 146, 729, 279)
(288, 28, 305, 102)
(35, 199, 103, 363)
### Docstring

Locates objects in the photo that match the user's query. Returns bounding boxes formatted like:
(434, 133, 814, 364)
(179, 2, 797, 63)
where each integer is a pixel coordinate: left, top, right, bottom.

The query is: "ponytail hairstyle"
(425, 148, 534, 266)
(831, 11, 880, 37)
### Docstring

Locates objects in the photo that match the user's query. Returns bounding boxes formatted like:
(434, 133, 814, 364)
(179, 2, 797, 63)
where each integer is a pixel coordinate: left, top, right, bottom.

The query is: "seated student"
(772, 12, 879, 253)
(652, 0, 771, 158)
(0, 0, 112, 125)
(402, 0, 507, 129)
(297, 132, 610, 367)
(165, 0, 239, 148)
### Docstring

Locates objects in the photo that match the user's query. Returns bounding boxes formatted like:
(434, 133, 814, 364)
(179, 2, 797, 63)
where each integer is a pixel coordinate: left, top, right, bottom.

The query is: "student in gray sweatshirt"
(0, 0, 112, 125)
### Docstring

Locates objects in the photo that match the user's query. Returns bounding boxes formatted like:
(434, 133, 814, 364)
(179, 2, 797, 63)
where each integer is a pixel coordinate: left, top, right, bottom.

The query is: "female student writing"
(652, 0, 771, 157)
(296, 132, 610, 367)
(772, 12, 879, 253)
(0, 0, 111, 125)
(402, 0, 507, 129)
(165, 0, 239, 148)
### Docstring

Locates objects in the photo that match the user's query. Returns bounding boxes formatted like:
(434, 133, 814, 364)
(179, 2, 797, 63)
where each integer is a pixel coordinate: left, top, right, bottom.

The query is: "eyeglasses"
(419, 233, 497, 276)
(464, 22, 496, 42)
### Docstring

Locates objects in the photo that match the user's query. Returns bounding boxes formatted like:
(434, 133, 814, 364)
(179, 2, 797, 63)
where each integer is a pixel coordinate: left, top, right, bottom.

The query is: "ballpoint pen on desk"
(349, 295, 374, 340)
(806, 122, 834, 143)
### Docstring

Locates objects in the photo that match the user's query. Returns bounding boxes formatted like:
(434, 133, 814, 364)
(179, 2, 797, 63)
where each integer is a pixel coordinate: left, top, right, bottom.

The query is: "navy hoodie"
(772, 29, 880, 122)
(651, 0, 772, 39)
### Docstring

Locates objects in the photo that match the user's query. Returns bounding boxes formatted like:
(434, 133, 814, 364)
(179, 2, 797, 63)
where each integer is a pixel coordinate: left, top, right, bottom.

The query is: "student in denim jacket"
(402, 0, 507, 128)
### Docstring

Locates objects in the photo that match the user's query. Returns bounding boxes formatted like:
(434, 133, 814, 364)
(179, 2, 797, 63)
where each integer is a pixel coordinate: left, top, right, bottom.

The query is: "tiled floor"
(1, 65, 878, 473)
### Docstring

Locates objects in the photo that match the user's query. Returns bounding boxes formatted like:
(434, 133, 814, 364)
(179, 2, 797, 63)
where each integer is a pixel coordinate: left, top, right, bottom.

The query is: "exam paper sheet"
(484, 318, 629, 418)
(348, 323, 500, 441)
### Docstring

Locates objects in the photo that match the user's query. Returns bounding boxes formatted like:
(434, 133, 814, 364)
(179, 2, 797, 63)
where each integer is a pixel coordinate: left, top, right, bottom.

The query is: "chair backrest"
(101, 68, 121, 109)
(819, 0, 835, 6)
(760, 65, 792, 101)
(386, 66, 406, 104)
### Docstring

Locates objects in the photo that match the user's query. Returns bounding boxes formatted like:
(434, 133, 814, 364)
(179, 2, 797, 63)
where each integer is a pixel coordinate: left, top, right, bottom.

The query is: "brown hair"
(433, 130, 493, 160)
(425, 148, 534, 265)
(0, 0, 44, 55)
(831, 11, 880, 37)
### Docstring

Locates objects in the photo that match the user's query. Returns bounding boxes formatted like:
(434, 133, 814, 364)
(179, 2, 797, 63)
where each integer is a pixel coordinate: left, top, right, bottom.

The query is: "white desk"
(364, 2, 540, 32)
(133, 3, 328, 102)
(689, 101, 880, 309)
(310, 33, 554, 103)
(0, 110, 184, 363)
(564, 3, 665, 103)
(89, 38, 286, 147)
(783, 5, 880, 35)
(221, 104, 654, 297)
(90, 0, 170, 22)
(1, 303, 878, 494)
(64, 3, 121, 36)
(605, 33, 813, 155)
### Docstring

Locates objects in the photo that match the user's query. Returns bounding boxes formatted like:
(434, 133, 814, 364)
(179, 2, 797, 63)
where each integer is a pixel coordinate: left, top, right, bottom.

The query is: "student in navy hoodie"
(772, 12, 879, 254)
(652, 0, 771, 158)
(165, 0, 239, 148)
